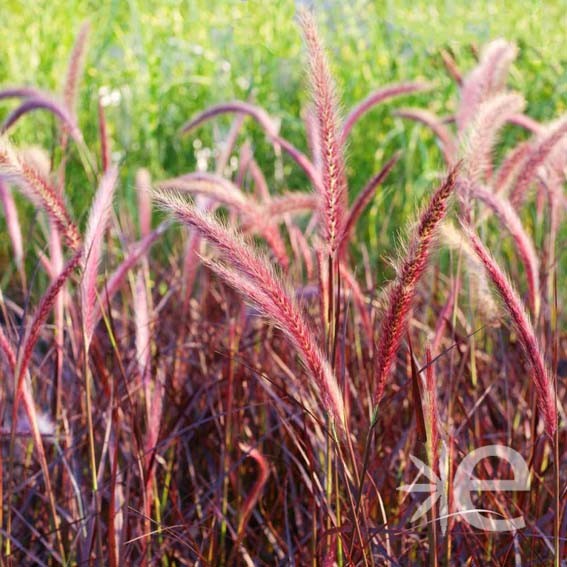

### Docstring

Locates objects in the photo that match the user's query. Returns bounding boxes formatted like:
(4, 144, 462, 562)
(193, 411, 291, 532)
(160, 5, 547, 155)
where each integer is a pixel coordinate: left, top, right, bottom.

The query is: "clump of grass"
(0, 10, 564, 566)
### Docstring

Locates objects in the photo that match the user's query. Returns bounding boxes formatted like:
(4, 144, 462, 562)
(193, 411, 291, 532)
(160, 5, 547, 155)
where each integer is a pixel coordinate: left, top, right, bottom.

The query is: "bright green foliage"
(0, 0, 565, 256)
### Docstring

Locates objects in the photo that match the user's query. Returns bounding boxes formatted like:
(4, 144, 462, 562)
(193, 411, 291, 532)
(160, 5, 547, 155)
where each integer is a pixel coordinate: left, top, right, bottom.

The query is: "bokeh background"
(1, 0, 566, 267)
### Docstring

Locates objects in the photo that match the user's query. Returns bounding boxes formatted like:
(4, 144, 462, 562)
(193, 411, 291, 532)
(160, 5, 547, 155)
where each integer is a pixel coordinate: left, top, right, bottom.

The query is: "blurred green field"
(1, 0, 566, 260)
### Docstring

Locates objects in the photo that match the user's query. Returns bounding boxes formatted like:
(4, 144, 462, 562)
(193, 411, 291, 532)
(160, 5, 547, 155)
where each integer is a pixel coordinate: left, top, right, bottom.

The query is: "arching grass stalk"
(353, 167, 457, 557)
(154, 190, 345, 424)
(462, 224, 557, 436)
(299, 9, 348, 560)
(551, 267, 560, 567)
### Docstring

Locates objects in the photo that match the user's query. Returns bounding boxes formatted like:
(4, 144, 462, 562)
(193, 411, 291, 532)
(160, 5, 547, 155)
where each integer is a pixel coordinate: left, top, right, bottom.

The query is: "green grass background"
(1, 0, 566, 272)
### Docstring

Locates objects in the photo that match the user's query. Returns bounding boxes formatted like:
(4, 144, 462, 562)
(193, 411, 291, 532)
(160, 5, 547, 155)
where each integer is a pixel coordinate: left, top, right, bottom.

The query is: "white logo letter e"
(453, 445, 529, 532)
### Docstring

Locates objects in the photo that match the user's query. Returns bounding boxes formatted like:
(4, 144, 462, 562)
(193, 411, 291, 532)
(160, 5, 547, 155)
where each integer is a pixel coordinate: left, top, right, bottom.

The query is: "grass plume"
(299, 8, 347, 256)
(0, 138, 81, 249)
(374, 167, 458, 405)
(81, 166, 119, 347)
(463, 224, 557, 436)
(154, 189, 345, 425)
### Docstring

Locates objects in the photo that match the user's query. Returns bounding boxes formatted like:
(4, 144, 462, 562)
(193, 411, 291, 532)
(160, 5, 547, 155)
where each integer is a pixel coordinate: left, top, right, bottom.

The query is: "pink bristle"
(374, 167, 458, 405)
(81, 166, 119, 347)
(463, 224, 557, 436)
(299, 9, 347, 256)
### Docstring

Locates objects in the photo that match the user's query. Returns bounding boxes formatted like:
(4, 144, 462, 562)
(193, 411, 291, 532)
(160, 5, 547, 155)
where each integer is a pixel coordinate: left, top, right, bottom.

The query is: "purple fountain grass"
(181, 222, 204, 307)
(460, 92, 525, 184)
(1, 95, 82, 141)
(440, 221, 501, 325)
(0, 325, 17, 372)
(180, 100, 321, 189)
(48, 224, 65, 419)
(172, 195, 211, 392)
(15, 250, 83, 407)
(374, 167, 458, 406)
(58, 20, 90, 154)
(81, 166, 119, 347)
(0, 24, 89, 146)
(0, 179, 25, 285)
(472, 185, 540, 315)
(316, 245, 330, 328)
(289, 223, 314, 280)
(238, 141, 271, 201)
(395, 46, 521, 188)
(246, 195, 311, 269)
(177, 114, 247, 322)
(339, 264, 373, 341)
(154, 189, 345, 425)
(37, 249, 58, 280)
(180, 100, 278, 138)
(21, 145, 52, 177)
(133, 271, 152, 404)
(510, 115, 567, 208)
(303, 105, 323, 173)
(432, 277, 460, 355)
(422, 347, 440, 466)
(92, 221, 169, 331)
(543, 139, 567, 205)
(262, 192, 318, 218)
(236, 141, 253, 185)
(201, 255, 343, 424)
(508, 113, 544, 134)
(394, 108, 456, 166)
(456, 39, 517, 130)
(32, 144, 67, 409)
(0, 18, 565, 562)
(494, 141, 533, 194)
(136, 168, 153, 238)
(462, 224, 557, 436)
(440, 49, 462, 85)
(299, 9, 347, 257)
(142, 365, 165, 551)
(0, 139, 81, 249)
(235, 443, 270, 539)
(0, 85, 81, 135)
(160, 174, 312, 268)
(15, 370, 66, 562)
(4, 270, 71, 562)
(216, 112, 246, 176)
(540, 140, 567, 301)
(0, 86, 50, 100)
(145, 368, 165, 464)
(159, 174, 292, 267)
(339, 153, 400, 258)
(261, 224, 290, 270)
(341, 81, 430, 143)
(63, 21, 90, 118)
(160, 172, 258, 217)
